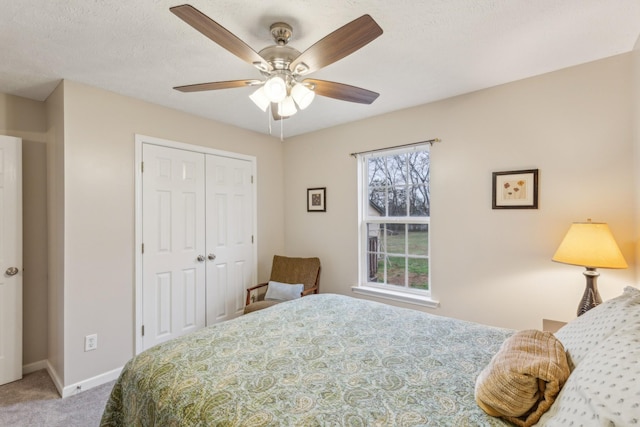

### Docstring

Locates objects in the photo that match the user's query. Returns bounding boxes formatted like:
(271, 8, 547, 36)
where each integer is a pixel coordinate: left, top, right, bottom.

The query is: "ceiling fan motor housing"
(270, 22, 292, 45)
(258, 45, 301, 72)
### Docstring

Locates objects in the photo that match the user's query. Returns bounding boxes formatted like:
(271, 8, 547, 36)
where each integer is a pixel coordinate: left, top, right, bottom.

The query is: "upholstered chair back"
(269, 255, 321, 292)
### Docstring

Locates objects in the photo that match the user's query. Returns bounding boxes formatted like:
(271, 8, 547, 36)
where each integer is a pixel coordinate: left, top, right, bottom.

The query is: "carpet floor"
(0, 370, 114, 427)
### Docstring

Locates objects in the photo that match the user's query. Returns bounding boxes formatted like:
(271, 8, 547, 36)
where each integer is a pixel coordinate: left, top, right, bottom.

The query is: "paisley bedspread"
(101, 294, 513, 426)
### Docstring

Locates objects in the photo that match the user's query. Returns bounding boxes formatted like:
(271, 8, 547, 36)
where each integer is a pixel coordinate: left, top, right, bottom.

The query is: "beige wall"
(45, 83, 65, 382)
(52, 81, 285, 385)
(0, 93, 49, 367)
(284, 53, 637, 330)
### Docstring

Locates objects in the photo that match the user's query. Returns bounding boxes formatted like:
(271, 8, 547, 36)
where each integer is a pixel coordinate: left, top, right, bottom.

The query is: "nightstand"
(542, 319, 567, 333)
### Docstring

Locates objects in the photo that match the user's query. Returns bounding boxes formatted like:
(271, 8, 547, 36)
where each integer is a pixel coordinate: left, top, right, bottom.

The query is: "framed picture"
(307, 187, 326, 212)
(492, 169, 539, 209)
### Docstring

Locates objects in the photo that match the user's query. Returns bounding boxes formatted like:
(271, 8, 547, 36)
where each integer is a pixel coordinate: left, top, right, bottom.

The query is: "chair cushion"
(265, 281, 304, 302)
(270, 255, 320, 292)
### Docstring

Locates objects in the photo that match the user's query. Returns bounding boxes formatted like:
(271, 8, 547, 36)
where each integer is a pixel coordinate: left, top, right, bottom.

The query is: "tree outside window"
(363, 149, 430, 293)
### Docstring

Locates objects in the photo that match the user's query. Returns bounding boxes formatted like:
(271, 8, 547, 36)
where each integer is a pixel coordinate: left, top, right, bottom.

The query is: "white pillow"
(554, 286, 640, 370)
(264, 281, 304, 302)
(537, 322, 640, 426)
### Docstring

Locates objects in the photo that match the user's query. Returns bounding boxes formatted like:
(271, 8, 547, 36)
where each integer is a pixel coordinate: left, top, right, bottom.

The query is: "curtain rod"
(349, 138, 441, 157)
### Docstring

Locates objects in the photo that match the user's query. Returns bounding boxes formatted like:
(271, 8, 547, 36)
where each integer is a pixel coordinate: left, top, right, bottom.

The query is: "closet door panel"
(142, 144, 206, 350)
(206, 155, 254, 324)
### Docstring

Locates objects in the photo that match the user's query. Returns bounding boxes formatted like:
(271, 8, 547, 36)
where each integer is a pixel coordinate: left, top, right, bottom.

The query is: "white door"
(205, 155, 254, 324)
(142, 144, 206, 350)
(0, 135, 22, 385)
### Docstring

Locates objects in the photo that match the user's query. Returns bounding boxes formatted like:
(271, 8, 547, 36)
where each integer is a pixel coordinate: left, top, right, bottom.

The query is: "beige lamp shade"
(552, 222, 627, 269)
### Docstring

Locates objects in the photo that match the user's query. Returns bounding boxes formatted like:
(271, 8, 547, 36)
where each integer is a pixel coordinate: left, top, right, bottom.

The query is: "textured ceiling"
(2, 0, 639, 138)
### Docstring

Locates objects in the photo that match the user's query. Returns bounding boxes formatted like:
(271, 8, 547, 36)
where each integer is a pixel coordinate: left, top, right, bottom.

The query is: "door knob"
(5, 267, 19, 276)
(197, 255, 205, 262)
(208, 253, 216, 261)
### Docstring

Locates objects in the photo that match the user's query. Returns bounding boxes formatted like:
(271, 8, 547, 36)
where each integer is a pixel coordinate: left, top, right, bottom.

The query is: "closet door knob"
(197, 255, 205, 262)
(208, 253, 216, 261)
(5, 267, 19, 276)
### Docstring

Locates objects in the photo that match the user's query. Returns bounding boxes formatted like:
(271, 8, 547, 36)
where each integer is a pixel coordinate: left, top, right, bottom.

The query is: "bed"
(101, 294, 513, 426)
(101, 289, 640, 426)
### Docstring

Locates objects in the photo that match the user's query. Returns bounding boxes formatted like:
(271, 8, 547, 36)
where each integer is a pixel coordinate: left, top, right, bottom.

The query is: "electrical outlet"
(85, 334, 98, 352)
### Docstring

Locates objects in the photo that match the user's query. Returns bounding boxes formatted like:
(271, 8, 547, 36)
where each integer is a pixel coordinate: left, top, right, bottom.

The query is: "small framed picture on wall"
(492, 169, 539, 209)
(307, 187, 326, 212)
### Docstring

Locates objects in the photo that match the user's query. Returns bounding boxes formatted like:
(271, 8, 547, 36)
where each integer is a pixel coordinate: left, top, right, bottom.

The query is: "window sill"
(351, 286, 440, 308)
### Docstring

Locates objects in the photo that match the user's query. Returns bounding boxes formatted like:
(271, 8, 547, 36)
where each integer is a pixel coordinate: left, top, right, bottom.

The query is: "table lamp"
(552, 220, 627, 316)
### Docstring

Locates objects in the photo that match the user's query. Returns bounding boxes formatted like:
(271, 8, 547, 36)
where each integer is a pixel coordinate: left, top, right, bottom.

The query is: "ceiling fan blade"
(304, 79, 379, 104)
(170, 4, 270, 71)
(174, 80, 260, 92)
(290, 15, 382, 75)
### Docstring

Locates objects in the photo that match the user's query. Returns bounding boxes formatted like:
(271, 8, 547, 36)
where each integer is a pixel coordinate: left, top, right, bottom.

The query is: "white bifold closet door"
(141, 144, 253, 351)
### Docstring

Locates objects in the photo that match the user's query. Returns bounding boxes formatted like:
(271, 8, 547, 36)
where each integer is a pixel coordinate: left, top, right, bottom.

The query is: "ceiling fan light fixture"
(264, 76, 287, 103)
(278, 96, 297, 117)
(249, 86, 270, 112)
(291, 83, 315, 110)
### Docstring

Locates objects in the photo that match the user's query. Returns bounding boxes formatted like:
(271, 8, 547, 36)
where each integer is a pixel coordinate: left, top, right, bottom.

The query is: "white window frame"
(352, 145, 439, 308)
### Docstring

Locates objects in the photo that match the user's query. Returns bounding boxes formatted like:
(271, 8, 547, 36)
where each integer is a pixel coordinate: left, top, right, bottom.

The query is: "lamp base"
(577, 268, 602, 316)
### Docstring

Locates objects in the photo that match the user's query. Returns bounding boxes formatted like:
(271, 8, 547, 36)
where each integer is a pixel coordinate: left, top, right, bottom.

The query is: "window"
(356, 145, 432, 304)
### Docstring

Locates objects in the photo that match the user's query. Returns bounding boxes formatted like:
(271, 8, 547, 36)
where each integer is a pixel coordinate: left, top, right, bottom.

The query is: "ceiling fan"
(170, 4, 383, 121)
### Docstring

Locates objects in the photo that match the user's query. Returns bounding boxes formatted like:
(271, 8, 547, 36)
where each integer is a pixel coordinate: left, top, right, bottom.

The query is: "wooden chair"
(244, 255, 321, 314)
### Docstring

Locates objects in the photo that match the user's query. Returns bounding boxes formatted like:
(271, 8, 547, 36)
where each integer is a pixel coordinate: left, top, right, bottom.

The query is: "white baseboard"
(46, 361, 64, 397)
(60, 366, 122, 398)
(22, 359, 48, 375)
(29, 361, 121, 399)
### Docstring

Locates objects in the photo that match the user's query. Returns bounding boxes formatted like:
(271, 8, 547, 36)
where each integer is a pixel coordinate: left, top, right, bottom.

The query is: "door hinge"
(251, 175, 254, 184)
(251, 235, 254, 244)
(141, 325, 145, 336)
(141, 162, 144, 173)
(142, 243, 144, 254)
